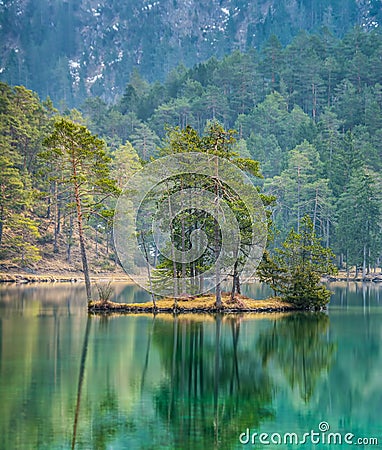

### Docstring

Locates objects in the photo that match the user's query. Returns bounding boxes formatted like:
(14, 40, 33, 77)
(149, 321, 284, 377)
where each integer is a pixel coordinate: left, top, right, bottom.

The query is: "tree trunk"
(0, 204, 4, 245)
(230, 260, 240, 301)
(362, 244, 367, 280)
(313, 188, 318, 231)
(215, 156, 221, 308)
(236, 274, 241, 294)
(141, 232, 156, 308)
(215, 228, 221, 307)
(167, 193, 178, 302)
(181, 181, 186, 294)
(53, 181, 59, 253)
(326, 217, 330, 248)
(73, 175, 92, 302)
(67, 213, 73, 263)
(46, 189, 51, 219)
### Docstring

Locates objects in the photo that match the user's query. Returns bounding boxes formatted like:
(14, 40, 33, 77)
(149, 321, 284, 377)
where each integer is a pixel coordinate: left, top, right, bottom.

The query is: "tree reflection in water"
(151, 312, 335, 449)
(152, 315, 274, 450)
(257, 313, 336, 402)
(66, 311, 336, 450)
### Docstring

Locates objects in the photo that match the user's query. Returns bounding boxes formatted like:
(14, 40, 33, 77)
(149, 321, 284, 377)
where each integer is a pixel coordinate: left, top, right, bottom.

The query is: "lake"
(0, 281, 381, 449)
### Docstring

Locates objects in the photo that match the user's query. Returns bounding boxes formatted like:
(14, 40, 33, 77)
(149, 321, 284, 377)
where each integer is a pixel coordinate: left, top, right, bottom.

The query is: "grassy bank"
(88, 293, 301, 314)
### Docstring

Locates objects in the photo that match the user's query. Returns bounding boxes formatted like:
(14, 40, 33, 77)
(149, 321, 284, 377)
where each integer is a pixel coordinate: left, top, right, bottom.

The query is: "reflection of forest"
(257, 313, 336, 402)
(0, 297, 338, 450)
(329, 281, 382, 307)
(0, 282, 150, 312)
(153, 316, 273, 450)
(151, 313, 335, 449)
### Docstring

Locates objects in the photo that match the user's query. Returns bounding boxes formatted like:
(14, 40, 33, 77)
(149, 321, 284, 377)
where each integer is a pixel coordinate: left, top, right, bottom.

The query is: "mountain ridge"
(0, 0, 381, 106)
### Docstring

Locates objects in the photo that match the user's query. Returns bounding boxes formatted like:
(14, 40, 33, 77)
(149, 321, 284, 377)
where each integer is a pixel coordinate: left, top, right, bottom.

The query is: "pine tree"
(43, 118, 119, 302)
(258, 216, 337, 309)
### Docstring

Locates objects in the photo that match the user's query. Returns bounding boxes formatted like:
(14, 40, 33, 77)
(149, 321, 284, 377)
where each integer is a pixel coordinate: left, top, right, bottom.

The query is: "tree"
(258, 216, 337, 309)
(130, 123, 160, 160)
(111, 141, 142, 189)
(43, 118, 119, 302)
(336, 168, 381, 277)
(4, 214, 41, 265)
(155, 123, 265, 307)
(0, 155, 28, 245)
(265, 140, 334, 244)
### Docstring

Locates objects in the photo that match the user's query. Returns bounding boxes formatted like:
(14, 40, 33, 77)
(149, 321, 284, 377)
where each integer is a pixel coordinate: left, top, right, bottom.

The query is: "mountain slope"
(0, 0, 381, 105)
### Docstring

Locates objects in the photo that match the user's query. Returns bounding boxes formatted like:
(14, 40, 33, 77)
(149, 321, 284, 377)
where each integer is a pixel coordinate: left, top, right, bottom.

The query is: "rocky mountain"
(1, 0, 381, 106)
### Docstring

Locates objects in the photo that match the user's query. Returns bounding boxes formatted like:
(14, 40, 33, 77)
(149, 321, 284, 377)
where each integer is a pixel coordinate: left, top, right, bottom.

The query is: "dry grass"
(88, 292, 298, 314)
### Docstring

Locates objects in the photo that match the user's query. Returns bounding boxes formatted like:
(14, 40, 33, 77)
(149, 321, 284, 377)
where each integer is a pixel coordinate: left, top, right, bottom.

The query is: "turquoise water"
(0, 282, 381, 449)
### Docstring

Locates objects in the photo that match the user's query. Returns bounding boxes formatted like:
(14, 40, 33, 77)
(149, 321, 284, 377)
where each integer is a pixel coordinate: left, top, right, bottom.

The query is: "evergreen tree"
(258, 216, 337, 309)
(43, 118, 119, 302)
(336, 168, 382, 277)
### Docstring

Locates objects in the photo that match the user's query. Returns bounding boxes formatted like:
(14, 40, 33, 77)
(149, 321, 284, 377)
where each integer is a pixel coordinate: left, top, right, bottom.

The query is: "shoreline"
(1, 270, 382, 284)
(0, 271, 135, 284)
(88, 294, 306, 315)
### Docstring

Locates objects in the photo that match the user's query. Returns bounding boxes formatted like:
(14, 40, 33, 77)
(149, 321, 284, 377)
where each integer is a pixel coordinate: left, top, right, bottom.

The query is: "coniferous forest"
(2, 3, 382, 448)
(1, 27, 382, 278)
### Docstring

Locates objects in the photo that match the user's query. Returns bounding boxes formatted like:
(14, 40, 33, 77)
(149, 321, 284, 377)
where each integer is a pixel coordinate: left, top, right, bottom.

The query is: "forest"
(1, 27, 382, 278)
(2, 0, 379, 105)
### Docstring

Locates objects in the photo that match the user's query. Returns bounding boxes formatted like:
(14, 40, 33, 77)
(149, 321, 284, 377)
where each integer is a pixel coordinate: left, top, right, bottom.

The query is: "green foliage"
(336, 168, 382, 273)
(43, 117, 119, 300)
(76, 28, 382, 271)
(258, 216, 337, 309)
(2, 21, 382, 274)
(43, 117, 119, 199)
(0, 0, 372, 105)
(0, 83, 53, 264)
(1, 214, 41, 265)
(111, 141, 142, 188)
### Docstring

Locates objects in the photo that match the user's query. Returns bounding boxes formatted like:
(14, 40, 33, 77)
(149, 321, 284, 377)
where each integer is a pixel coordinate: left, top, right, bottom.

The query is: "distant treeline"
(83, 29, 382, 273)
(1, 28, 382, 272)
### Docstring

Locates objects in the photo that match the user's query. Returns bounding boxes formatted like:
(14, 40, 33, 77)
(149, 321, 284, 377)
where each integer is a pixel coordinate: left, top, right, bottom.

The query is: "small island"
(88, 293, 299, 314)
(88, 215, 337, 315)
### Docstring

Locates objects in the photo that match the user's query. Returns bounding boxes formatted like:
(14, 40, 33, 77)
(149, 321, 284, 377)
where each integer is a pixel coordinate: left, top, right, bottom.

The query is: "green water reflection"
(0, 282, 381, 449)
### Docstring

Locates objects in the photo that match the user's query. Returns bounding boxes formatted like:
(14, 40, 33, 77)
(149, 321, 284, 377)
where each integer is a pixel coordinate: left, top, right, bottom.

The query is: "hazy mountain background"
(1, 0, 381, 106)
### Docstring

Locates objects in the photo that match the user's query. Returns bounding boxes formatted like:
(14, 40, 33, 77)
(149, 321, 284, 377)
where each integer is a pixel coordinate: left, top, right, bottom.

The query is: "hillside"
(1, 0, 381, 106)
(1, 25, 382, 276)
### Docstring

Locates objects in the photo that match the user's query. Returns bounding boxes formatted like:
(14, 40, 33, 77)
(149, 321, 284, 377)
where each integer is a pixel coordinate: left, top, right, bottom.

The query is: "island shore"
(88, 293, 303, 314)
